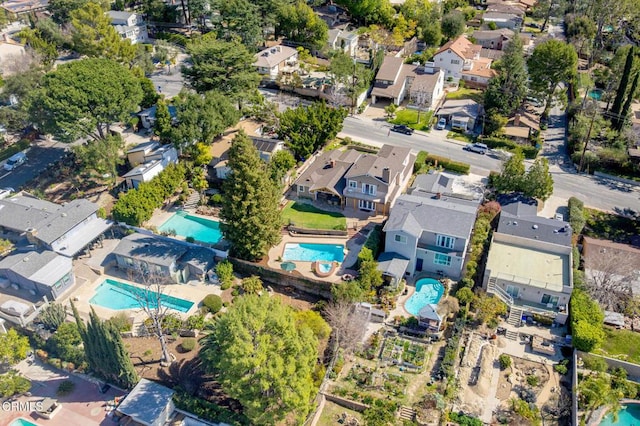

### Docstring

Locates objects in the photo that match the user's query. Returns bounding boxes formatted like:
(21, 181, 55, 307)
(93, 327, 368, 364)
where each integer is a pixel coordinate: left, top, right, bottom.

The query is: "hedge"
(173, 392, 249, 425)
(568, 197, 585, 236)
(480, 137, 539, 159)
(202, 294, 223, 314)
(0, 139, 30, 162)
(414, 151, 428, 173)
(424, 154, 470, 174)
(570, 288, 605, 352)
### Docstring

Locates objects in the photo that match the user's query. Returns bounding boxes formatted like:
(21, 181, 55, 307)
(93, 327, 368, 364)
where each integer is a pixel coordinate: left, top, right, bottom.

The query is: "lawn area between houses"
(445, 87, 484, 104)
(390, 108, 434, 131)
(282, 201, 347, 230)
(595, 327, 640, 364)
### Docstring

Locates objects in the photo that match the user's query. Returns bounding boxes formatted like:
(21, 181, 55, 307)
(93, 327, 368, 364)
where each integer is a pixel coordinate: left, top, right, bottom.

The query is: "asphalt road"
(0, 143, 68, 190)
(339, 115, 640, 213)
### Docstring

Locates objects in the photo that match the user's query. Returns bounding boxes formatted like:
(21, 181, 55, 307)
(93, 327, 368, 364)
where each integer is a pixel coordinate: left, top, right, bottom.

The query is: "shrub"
(526, 375, 539, 386)
(499, 354, 512, 370)
(582, 354, 608, 372)
(0, 139, 30, 162)
(568, 196, 585, 235)
(414, 150, 429, 173)
(39, 303, 67, 331)
(186, 314, 205, 330)
(363, 224, 383, 259)
(97, 207, 107, 219)
(448, 412, 483, 426)
(211, 193, 223, 205)
(554, 363, 568, 375)
(186, 236, 195, 243)
(425, 154, 470, 174)
(108, 312, 132, 332)
(0, 371, 31, 397)
(181, 338, 196, 352)
(216, 260, 234, 289)
(202, 294, 223, 314)
(480, 137, 539, 159)
(57, 380, 75, 396)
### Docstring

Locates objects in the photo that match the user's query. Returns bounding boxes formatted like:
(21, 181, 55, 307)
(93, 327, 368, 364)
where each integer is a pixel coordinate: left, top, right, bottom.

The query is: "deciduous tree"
(484, 34, 528, 116)
(220, 131, 282, 261)
(154, 99, 173, 143)
(29, 58, 142, 141)
(522, 157, 554, 200)
(200, 294, 318, 425)
(441, 11, 466, 40)
(268, 149, 296, 184)
(0, 329, 29, 365)
(323, 299, 367, 354)
(528, 40, 578, 114)
(334, 0, 394, 26)
(72, 134, 124, 185)
(276, 1, 328, 50)
(493, 151, 526, 193)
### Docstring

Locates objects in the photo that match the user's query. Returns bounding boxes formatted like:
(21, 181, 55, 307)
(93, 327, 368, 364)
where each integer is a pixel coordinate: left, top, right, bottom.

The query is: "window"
(348, 180, 358, 189)
(358, 200, 375, 211)
(362, 183, 376, 195)
(436, 235, 455, 249)
(541, 294, 559, 306)
(433, 253, 451, 266)
(451, 59, 460, 65)
(297, 185, 306, 193)
(394, 234, 407, 244)
(506, 285, 519, 298)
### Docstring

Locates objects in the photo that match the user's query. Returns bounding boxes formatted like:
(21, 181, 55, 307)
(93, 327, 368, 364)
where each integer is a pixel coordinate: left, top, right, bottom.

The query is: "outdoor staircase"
(182, 191, 200, 210)
(507, 306, 524, 327)
(398, 406, 416, 422)
(505, 329, 519, 341)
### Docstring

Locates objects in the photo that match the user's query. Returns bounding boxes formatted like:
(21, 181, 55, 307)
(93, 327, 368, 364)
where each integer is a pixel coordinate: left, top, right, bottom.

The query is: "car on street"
(390, 124, 414, 135)
(4, 152, 27, 171)
(464, 143, 489, 155)
(436, 118, 447, 130)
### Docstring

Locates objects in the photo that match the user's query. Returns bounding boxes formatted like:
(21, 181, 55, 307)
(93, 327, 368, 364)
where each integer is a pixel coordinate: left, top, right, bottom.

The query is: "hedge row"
(480, 137, 539, 159)
(440, 312, 467, 380)
(458, 202, 501, 288)
(568, 196, 585, 236)
(173, 392, 249, 425)
(570, 288, 605, 352)
(112, 163, 186, 226)
(0, 139, 30, 162)
(424, 154, 470, 174)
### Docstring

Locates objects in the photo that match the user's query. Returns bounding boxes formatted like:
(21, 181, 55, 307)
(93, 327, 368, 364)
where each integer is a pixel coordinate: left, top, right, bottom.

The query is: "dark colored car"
(390, 125, 414, 135)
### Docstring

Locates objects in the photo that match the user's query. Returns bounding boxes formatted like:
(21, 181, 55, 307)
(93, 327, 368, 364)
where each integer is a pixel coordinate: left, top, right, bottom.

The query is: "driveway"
(0, 142, 68, 191)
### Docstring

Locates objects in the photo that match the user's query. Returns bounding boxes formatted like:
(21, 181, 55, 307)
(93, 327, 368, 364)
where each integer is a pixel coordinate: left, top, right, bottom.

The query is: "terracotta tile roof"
(435, 36, 481, 61)
(461, 57, 497, 78)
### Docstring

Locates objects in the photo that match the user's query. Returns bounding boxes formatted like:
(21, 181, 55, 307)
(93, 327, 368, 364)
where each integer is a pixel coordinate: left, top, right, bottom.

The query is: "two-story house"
(0, 193, 112, 257)
(472, 28, 515, 50)
(253, 45, 298, 81)
(433, 36, 497, 86)
(382, 191, 479, 280)
(484, 195, 573, 325)
(371, 57, 445, 107)
(108, 11, 148, 44)
(327, 28, 359, 56)
(213, 137, 286, 180)
(293, 145, 415, 215)
(124, 142, 179, 189)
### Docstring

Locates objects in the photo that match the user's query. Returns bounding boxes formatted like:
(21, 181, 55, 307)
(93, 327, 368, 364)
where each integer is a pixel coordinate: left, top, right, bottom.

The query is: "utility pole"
(578, 103, 597, 173)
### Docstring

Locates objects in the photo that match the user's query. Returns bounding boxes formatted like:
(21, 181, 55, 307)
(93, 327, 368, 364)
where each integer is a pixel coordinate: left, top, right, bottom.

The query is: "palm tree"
(578, 372, 623, 423)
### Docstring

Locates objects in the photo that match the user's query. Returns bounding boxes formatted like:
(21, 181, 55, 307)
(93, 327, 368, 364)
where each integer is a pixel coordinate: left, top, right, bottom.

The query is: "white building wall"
(433, 50, 465, 79)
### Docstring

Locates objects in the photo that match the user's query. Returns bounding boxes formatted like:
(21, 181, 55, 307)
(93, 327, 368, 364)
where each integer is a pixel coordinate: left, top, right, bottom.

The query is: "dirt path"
(535, 364, 560, 409)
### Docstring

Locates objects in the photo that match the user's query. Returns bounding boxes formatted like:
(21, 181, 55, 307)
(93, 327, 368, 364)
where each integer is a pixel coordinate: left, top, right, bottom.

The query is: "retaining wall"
(323, 393, 369, 412)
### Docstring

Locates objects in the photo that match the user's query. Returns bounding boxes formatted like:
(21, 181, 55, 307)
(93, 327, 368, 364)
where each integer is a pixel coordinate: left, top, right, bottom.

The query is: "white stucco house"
(433, 36, 497, 86)
(253, 45, 298, 81)
(108, 11, 148, 44)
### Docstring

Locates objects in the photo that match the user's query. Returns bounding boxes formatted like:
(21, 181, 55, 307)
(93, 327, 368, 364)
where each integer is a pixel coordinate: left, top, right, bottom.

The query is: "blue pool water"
(10, 419, 39, 426)
(588, 89, 603, 101)
(90, 279, 194, 313)
(282, 243, 345, 263)
(599, 404, 640, 425)
(158, 212, 222, 245)
(405, 278, 445, 316)
(317, 262, 333, 273)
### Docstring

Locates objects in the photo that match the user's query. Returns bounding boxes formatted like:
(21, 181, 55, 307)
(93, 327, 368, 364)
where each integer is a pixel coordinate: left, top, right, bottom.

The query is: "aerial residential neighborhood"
(0, 0, 639, 424)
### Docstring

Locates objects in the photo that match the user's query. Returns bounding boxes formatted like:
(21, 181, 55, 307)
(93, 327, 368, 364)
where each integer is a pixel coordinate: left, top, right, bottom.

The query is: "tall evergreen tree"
(616, 70, 639, 131)
(220, 131, 282, 261)
(610, 46, 635, 126)
(484, 34, 529, 116)
(72, 303, 138, 389)
(528, 40, 577, 114)
(154, 98, 173, 143)
(523, 157, 554, 200)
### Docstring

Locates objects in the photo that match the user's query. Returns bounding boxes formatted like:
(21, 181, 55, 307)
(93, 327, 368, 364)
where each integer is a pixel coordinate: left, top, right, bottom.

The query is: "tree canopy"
(528, 39, 578, 113)
(484, 33, 529, 116)
(0, 329, 30, 365)
(278, 102, 347, 159)
(493, 152, 554, 200)
(220, 131, 282, 260)
(200, 294, 318, 425)
(441, 11, 466, 40)
(29, 58, 142, 141)
(333, 0, 394, 26)
(276, 1, 328, 50)
(182, 34, 260, 101)
(72, 134, 125, 185)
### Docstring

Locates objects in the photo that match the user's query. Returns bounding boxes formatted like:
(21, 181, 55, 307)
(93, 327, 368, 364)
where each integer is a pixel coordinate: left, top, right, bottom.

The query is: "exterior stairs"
(505, 329, 519, 341)
(507, 306, 523, 327)
(183, 191, 200, 210)
(398, 406, 416, 422)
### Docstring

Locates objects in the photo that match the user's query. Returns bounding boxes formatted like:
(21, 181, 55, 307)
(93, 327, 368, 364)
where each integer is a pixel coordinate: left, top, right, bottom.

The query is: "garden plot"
(380, 336, 429, 369)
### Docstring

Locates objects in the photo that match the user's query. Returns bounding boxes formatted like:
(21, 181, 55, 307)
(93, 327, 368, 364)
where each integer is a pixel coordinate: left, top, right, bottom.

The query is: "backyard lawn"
(282, 201, 346, 230)
(390, 108, 434, 131)
(595, 327, 640, 364)
(446, 87, 484, 104)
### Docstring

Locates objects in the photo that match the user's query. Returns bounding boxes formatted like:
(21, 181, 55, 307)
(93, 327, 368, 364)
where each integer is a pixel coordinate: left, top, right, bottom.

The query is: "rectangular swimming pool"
(89, 279, 194, 313)
(158, 212, 222, 245)
(282, 243, 345, 263)
(10, 419, 39, 426)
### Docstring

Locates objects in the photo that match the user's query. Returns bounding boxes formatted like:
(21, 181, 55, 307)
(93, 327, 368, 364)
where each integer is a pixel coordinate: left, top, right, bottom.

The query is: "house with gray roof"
(0, 250, 74, 301)
(294, 144, 415, 215)
(484, 195, 573, 325)
(253, 45, 298, 81)
(0, 193, 111, 257)
(108, 11, 148, 44)
(115, 378, 175, 426)
(111, 233, 214, 283)
(328, 28, 359, 56)
(435, 99, 483, 132)
(382, 188, 480, 280)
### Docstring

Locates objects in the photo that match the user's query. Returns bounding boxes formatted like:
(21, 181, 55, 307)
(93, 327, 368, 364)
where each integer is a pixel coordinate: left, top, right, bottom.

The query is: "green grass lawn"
(282, 201, 346, 230)
(318, 401, 363, 425)
(445, 87, 484, 104)
(584, 208, 640, 244)
(447, 131, 475, 143)
(595, 327, 640, 364)
(389, 108, 434, 131)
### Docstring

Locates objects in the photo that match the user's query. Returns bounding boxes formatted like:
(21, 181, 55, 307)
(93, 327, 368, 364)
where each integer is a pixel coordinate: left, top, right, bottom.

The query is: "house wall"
(0, 265, 74, 301)
(146, 147, 178, 167)
(295, 184, 314, 199)
(415, 247, 465, 279)
(434, 49, 465, 79)
(128, 151, 148, 167)
(49, 212, 98, 253)
(461, 74, 491, 87)
(114, 254, 177, 283)
(126, 162, 164, 189)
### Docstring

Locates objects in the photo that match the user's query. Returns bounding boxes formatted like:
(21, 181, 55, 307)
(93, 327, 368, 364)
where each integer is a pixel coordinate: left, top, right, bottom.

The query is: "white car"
(464, 143, 488, 155)
(436, 118, 447, 130)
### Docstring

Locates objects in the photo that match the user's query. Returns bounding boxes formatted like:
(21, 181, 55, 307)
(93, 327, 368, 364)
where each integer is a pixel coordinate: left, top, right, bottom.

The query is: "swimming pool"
(599, 404, 640, 425)
(158, 212, 222, 245)
(10, 419, 39, 426)
(282, 243, 345, 263)
(90, 279, 194, 313)
(317, 262, 333, 273)
(404, 278, 445, 316)
(588, 89, 603, 101)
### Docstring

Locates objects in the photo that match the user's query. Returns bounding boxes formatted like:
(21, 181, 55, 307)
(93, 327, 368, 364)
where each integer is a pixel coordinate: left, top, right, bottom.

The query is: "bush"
(0, 139, 30, 162)
(425, 154, 470, 174)
(499, 354, 512, 370)
(181, 338, 196, 352)
(0, 371, 31, 397)
(554, 363, 568, 375)
(582, 354, 608, 372)
(414, 150, 429, 173)
(363, 224, 383, 259)
(448, 412, 483, 426)
(568, 196, 585, 236)
(57, 380, 75, 396)
(211, 193, 223, 205)
(186, 236, 195, 243)
(173, 392, 250, 426)
(216, 260, 234, 289)
(108, 312, 132, 332)
(526, 375, 540, 386)
(202, 294, 223, 314)
(480, 137, 539, 159)
(39, 303, 67, 331)
(186, 314, 205, 330)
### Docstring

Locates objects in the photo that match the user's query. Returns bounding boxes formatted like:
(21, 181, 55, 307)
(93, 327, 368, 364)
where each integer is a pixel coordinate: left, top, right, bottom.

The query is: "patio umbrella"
(280, 261, 296, 272)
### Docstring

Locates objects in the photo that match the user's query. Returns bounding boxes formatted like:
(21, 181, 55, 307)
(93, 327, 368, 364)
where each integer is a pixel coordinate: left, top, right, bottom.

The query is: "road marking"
(0, 171, 11, 179)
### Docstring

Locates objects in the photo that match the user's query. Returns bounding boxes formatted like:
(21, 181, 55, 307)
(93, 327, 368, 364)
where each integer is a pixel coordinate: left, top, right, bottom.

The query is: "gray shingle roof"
(344, 144, 413, 183)
(35, 199, 99, 244)
(111, 233, 188, 267)
(377, 252, 410, 279)
(0, 250, 71, 286)
(295, 149, 361, 195)
(383, 194, 478, 239)
(116, 379, 174, 426)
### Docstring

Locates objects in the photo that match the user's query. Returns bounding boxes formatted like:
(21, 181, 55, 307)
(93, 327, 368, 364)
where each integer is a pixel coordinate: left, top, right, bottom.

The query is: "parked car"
(3, 152, 27, 171)
(464, 143, 488, 155)
(390, 125, 414, 135)
(436, 118, 447, 130)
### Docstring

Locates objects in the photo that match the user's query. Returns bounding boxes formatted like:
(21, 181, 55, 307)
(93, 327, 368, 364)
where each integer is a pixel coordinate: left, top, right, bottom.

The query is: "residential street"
(339, 114, 640, 213)
(0, 140, 68, 190)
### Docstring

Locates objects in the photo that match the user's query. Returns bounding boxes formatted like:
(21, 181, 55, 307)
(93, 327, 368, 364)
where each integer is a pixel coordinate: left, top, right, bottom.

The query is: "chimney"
(330, 159, 336, 168)
(382, 167, 390, 183)
(435, 192, 441, 199)
(514, 113, 521, 126)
